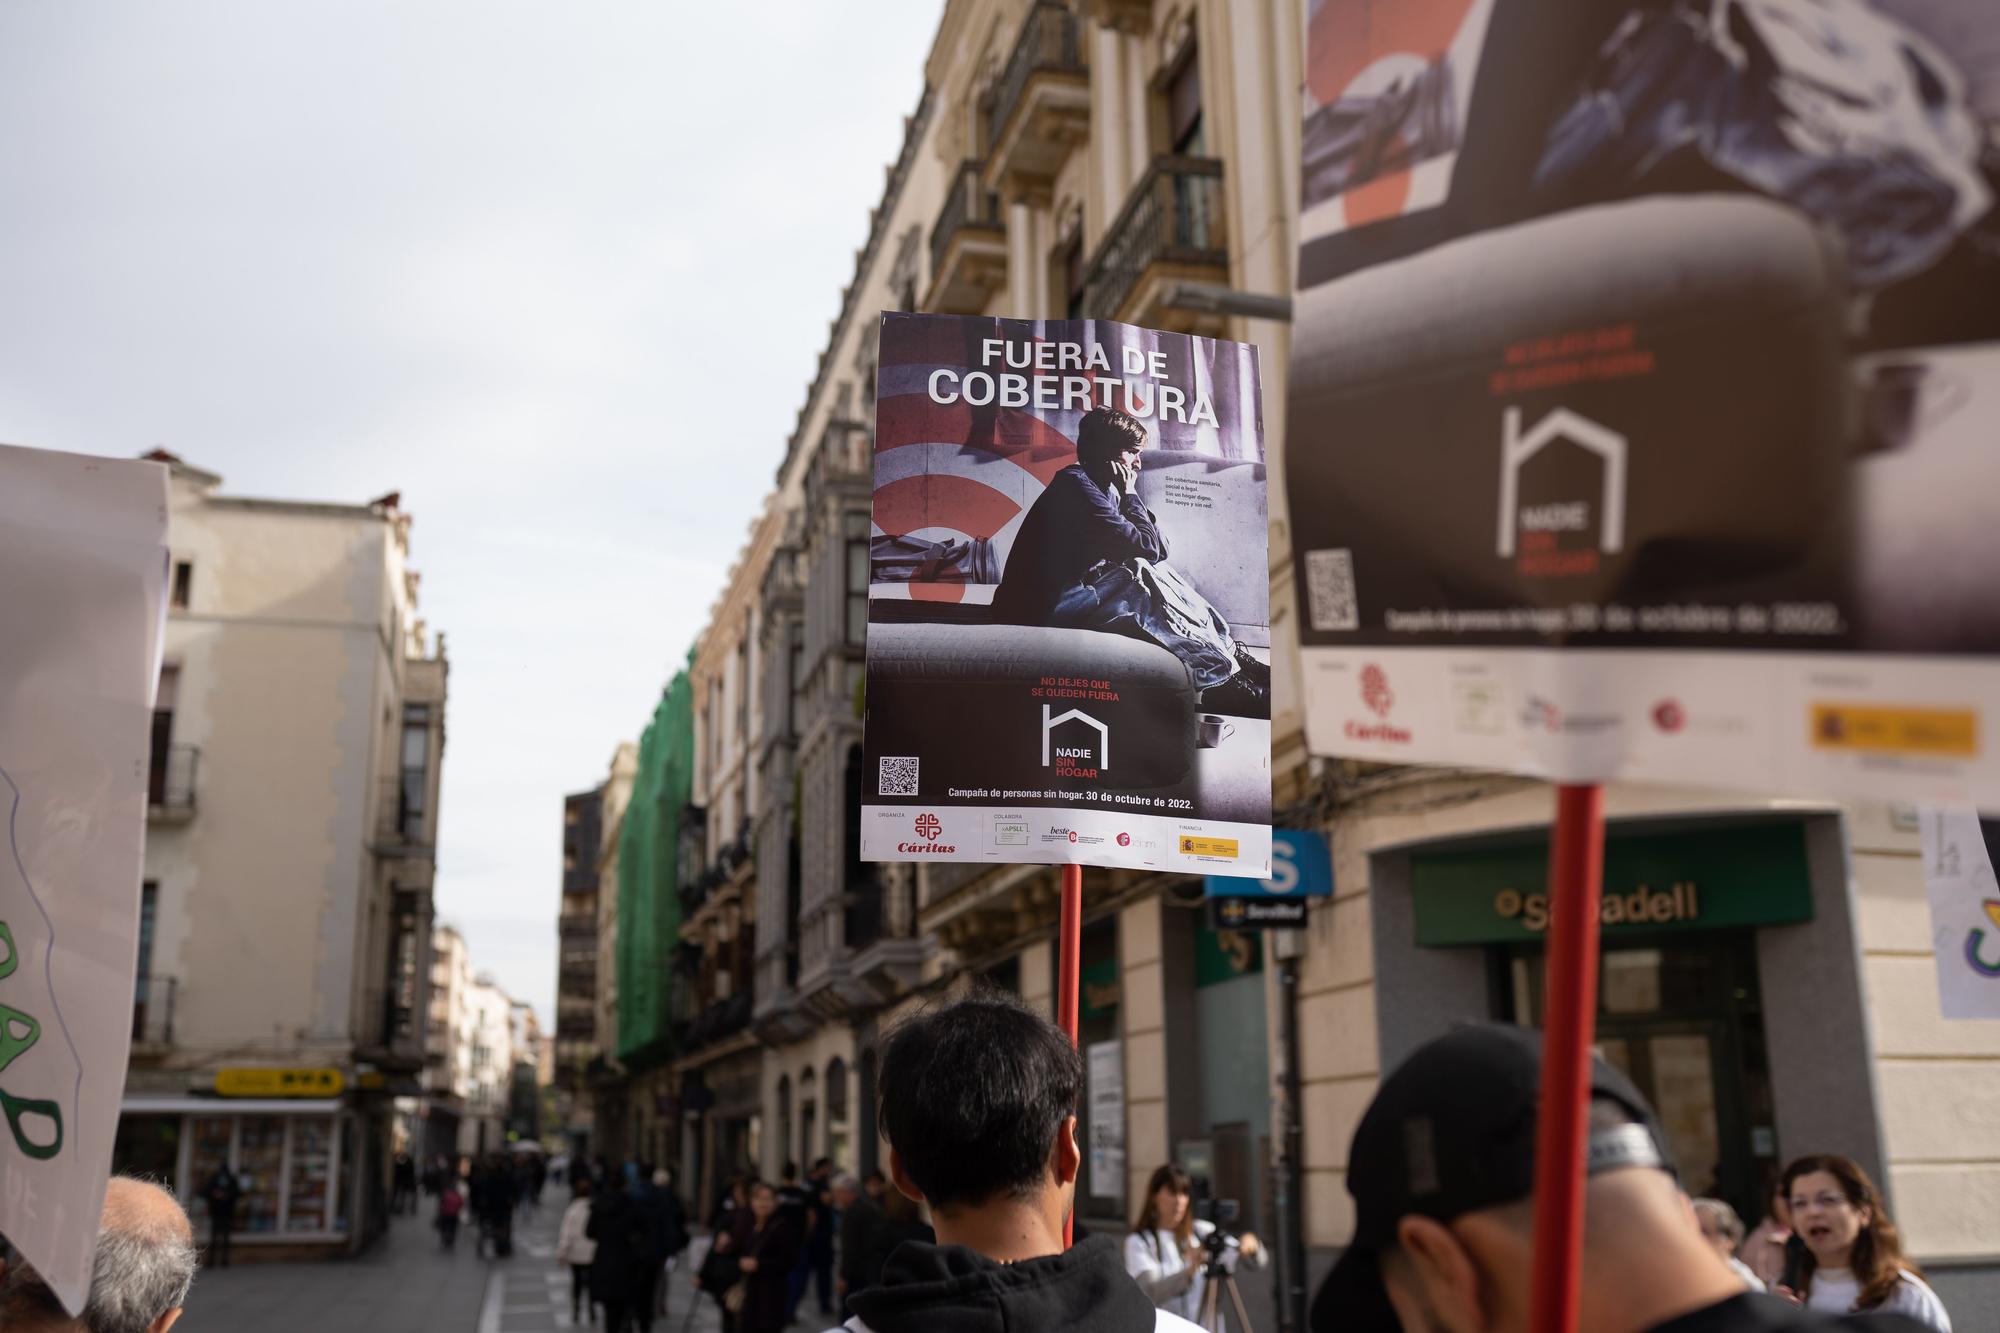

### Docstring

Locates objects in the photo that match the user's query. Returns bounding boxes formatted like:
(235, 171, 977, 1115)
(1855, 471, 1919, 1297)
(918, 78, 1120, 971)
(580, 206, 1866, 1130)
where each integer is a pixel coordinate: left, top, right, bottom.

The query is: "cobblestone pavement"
(183, 1200, 852, 1333)
(182, 1205, 494, 1332)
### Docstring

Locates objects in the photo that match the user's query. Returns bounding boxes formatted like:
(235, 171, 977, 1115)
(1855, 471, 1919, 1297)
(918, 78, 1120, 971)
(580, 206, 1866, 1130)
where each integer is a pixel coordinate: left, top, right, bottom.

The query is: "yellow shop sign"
(214, 1067, 344, 1097)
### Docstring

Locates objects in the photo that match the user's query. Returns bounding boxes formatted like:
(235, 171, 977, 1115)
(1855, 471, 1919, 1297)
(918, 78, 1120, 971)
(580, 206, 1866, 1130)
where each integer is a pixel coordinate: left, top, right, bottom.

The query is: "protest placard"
(0, 444, 169, 1313)
(861, 313, 1272, 877)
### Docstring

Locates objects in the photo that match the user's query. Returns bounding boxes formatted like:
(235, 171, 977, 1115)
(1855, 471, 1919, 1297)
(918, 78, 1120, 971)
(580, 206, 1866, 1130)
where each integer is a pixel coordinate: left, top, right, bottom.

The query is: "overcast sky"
(0, 2, 944, 1026)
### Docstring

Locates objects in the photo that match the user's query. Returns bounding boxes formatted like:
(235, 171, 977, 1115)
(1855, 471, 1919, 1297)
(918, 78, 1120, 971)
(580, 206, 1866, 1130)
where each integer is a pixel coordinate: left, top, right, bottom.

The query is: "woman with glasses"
(1777, 1154, 1952, 1329)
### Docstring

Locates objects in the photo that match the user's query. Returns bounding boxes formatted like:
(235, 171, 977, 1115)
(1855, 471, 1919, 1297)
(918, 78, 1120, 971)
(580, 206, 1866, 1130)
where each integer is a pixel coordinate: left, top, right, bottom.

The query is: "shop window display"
(187, 1116, 234, 1226)
(236, 1115, 284, 1232)
(286, 1118, 336, 1231)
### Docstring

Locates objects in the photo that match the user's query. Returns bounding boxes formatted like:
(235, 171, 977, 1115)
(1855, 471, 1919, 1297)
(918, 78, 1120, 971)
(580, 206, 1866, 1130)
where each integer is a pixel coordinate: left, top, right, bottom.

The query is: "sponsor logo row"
(885, 809, 1241, 863)
(1342, 661, 1981, 761)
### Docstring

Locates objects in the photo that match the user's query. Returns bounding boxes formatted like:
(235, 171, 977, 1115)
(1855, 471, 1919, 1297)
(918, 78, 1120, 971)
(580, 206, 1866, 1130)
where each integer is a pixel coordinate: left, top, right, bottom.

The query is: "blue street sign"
(1207, 829, 1333, 899)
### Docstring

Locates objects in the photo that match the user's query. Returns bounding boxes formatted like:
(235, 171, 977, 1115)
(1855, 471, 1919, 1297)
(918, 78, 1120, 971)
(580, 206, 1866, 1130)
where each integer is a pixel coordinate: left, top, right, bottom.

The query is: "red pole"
(1057, 862, 1083, 1249)
(1528, 784, 1606, 1333)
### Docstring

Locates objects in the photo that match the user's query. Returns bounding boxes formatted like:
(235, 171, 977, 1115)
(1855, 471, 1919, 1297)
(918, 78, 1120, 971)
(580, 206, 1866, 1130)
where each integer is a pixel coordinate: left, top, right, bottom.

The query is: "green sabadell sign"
(1411, 823, 1814, 948)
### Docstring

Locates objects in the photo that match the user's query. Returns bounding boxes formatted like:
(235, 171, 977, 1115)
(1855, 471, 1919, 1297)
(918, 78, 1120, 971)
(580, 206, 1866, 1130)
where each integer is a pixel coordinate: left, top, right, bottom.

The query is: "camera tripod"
(1194, 1249, 1256, 1333)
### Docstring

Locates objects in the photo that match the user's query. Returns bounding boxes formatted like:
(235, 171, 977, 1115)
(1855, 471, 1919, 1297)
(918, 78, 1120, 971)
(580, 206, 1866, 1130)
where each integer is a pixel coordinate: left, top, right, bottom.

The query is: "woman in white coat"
(1124, 1164, 1265, 1326)
(555, 1176, 600, 1326)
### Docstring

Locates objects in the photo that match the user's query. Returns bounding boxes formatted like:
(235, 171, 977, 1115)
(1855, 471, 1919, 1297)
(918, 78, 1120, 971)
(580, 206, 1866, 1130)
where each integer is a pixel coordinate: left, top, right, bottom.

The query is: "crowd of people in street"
(573, 990, 1956, 1333)
(552, 1161, 691, 1332)
(417, 1150, 551, 1258)
(0, 990, 1964, 1333)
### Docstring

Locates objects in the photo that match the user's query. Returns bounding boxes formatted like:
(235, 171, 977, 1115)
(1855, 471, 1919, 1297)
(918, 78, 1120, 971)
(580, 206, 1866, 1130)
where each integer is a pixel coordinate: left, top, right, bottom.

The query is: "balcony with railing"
(360, 985, 425, 1071)
(131, 974, 176, 1051)
(682, 990, 754, 1051)
(927, 160, 1007, 315)
(147, 745, 198, 824)
(797, 874, 925, 1021)
(1081, 155, 1230, 332)
(981, 1, 1089, 194)
(376, 775, 431, 847)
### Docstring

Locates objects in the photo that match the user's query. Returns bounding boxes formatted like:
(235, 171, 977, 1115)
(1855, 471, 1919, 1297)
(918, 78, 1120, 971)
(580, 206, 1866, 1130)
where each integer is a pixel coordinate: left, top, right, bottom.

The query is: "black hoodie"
(843, 1234, 1194, 1333)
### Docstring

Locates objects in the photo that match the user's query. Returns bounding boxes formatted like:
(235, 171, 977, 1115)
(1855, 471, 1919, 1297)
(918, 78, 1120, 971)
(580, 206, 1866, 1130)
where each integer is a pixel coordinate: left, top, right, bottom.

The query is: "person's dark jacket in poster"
(991, 463, 1167, 625)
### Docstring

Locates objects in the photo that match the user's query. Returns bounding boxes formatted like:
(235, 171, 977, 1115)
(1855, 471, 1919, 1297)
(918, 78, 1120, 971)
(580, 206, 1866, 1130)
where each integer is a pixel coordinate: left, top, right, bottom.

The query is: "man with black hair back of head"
(825, 989, 1200, 1333)
(1310, 1024, 1931, 1333)
(0, 1176, 198, 1333)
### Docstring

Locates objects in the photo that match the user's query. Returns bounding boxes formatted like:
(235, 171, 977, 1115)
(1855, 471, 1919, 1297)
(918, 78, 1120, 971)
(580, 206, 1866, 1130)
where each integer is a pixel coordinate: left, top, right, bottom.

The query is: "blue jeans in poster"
(1047, 557, 1239, 690)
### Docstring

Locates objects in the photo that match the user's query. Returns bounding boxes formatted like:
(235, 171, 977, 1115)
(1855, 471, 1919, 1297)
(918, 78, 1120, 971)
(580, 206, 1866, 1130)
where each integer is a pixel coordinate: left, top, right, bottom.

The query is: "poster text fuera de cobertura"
(926, 337, 1221, 427)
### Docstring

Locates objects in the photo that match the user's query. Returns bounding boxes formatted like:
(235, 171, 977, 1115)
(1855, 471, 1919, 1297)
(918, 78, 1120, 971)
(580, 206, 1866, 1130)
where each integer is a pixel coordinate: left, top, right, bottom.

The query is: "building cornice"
(774, 84, 939, 488)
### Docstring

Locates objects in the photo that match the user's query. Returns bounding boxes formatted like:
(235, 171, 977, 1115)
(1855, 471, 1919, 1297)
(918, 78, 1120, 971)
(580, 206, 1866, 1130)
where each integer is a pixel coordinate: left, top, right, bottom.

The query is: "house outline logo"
(1496, 405, 1627, 558)
(1042, 705, 1110, 771)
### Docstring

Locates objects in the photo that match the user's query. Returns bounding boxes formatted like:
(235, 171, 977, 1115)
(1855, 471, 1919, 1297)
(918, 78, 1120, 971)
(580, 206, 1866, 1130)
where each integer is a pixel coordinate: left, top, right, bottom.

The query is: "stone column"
(1121, 894, 1167, 1212)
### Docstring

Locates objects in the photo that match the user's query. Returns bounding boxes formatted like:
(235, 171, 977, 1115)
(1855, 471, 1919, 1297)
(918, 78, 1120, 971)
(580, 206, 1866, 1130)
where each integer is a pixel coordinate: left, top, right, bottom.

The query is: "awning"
(121, 1097, 344, 1115)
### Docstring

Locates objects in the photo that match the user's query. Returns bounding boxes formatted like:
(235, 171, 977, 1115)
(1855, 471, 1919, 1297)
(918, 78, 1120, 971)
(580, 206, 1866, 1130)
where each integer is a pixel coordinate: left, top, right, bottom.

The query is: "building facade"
(553, 785, 605, 1152)
(587, 741, 639, 1155)
(613, 0, 2000, 1318)
(115, 454, 448, 1258)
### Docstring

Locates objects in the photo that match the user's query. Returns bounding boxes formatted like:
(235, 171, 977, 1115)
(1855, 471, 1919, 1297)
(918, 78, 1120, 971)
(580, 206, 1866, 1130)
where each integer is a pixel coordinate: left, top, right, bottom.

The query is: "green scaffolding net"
(615, 656, 693, 1068)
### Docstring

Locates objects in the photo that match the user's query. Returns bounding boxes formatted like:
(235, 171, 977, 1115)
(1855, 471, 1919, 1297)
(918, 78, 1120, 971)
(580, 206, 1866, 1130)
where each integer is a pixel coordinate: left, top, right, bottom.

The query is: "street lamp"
(1161, 281, 1293, 323)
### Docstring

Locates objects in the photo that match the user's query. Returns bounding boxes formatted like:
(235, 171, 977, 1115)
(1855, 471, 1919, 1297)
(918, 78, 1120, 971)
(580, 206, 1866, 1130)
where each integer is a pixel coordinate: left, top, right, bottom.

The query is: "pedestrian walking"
(392, 1151, 417, 1215)
(587, 1174, 661, 1333)
(1776, 1154, 1952, 1328)
(804, 1158, 837, 1320)
(201, 1163, 242, 1268)
(646, 1166, 688, 1319)
(700, 1176, 756, 1333)
(833, 991, 1201, 1333)
(831, 1171, 880, 1315)
(775, 1162, 814, 1323)
(556, 1177, 600, 1326)
(436, 1177, 464, 1251)
(729, 1182, 801, 1333)
(1307, 1024, 1934, 1332)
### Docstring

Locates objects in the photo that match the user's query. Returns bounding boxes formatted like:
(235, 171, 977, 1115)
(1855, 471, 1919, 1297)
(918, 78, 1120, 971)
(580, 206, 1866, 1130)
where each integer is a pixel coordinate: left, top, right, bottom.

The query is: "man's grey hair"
(80, 1222, 198, 1333)
(831, 1172, 860, 1194)
(1692, 1196, 1746, 1246)
(0, 1177, 197, 1333)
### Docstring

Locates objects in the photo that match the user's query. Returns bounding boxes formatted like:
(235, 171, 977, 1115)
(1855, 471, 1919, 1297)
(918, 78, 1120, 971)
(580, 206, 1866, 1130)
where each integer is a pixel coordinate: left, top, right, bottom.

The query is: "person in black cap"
(1310, 1025, 1931, 1332)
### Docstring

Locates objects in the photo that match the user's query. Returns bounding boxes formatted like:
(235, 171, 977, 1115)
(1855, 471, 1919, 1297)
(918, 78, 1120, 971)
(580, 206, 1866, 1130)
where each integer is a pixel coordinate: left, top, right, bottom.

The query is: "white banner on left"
(1922, 808, 2000, 1021)
(0, 444, 169, 1314)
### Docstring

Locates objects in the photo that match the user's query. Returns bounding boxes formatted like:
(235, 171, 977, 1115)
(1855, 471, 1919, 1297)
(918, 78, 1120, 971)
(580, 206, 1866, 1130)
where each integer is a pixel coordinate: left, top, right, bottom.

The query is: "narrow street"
(183, 1204, 743, 1333)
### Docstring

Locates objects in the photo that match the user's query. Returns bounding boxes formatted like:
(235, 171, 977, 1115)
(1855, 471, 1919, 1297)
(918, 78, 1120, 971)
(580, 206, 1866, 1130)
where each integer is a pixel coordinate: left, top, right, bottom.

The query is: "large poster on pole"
(0, 444, 169, 1313)
(1288, 0, 2000, 804)
(860, 313, 1272, 878)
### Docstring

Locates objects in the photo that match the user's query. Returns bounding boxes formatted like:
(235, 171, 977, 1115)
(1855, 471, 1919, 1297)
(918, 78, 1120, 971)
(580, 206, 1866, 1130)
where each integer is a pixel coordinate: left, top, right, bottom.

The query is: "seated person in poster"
(991, 406, 1268, 716)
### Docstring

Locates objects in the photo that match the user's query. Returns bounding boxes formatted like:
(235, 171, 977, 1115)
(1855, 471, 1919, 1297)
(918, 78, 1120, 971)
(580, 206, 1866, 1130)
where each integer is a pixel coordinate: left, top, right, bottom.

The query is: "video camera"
(1195, 1196, 1241, 1264)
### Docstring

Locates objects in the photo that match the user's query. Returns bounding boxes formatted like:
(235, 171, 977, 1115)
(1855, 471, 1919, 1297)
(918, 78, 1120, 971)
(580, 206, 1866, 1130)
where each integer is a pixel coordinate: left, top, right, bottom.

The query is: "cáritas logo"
(1347, 663, 1412, 744)
(898, 812, 956, 855)
(1361, 664, 1394, 718)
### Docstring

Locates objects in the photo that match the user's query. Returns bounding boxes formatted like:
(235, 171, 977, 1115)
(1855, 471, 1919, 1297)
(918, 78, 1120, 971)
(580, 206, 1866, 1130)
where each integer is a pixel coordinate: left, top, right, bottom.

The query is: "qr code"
(878, 756, 920, 797)
(1305, 548, 1358, 631)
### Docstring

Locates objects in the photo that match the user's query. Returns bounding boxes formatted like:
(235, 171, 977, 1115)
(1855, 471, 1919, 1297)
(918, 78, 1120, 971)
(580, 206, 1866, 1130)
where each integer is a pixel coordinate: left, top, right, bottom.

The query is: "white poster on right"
(1287, 0, 2000, 806)
(1922, 808, 2000, 1020)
